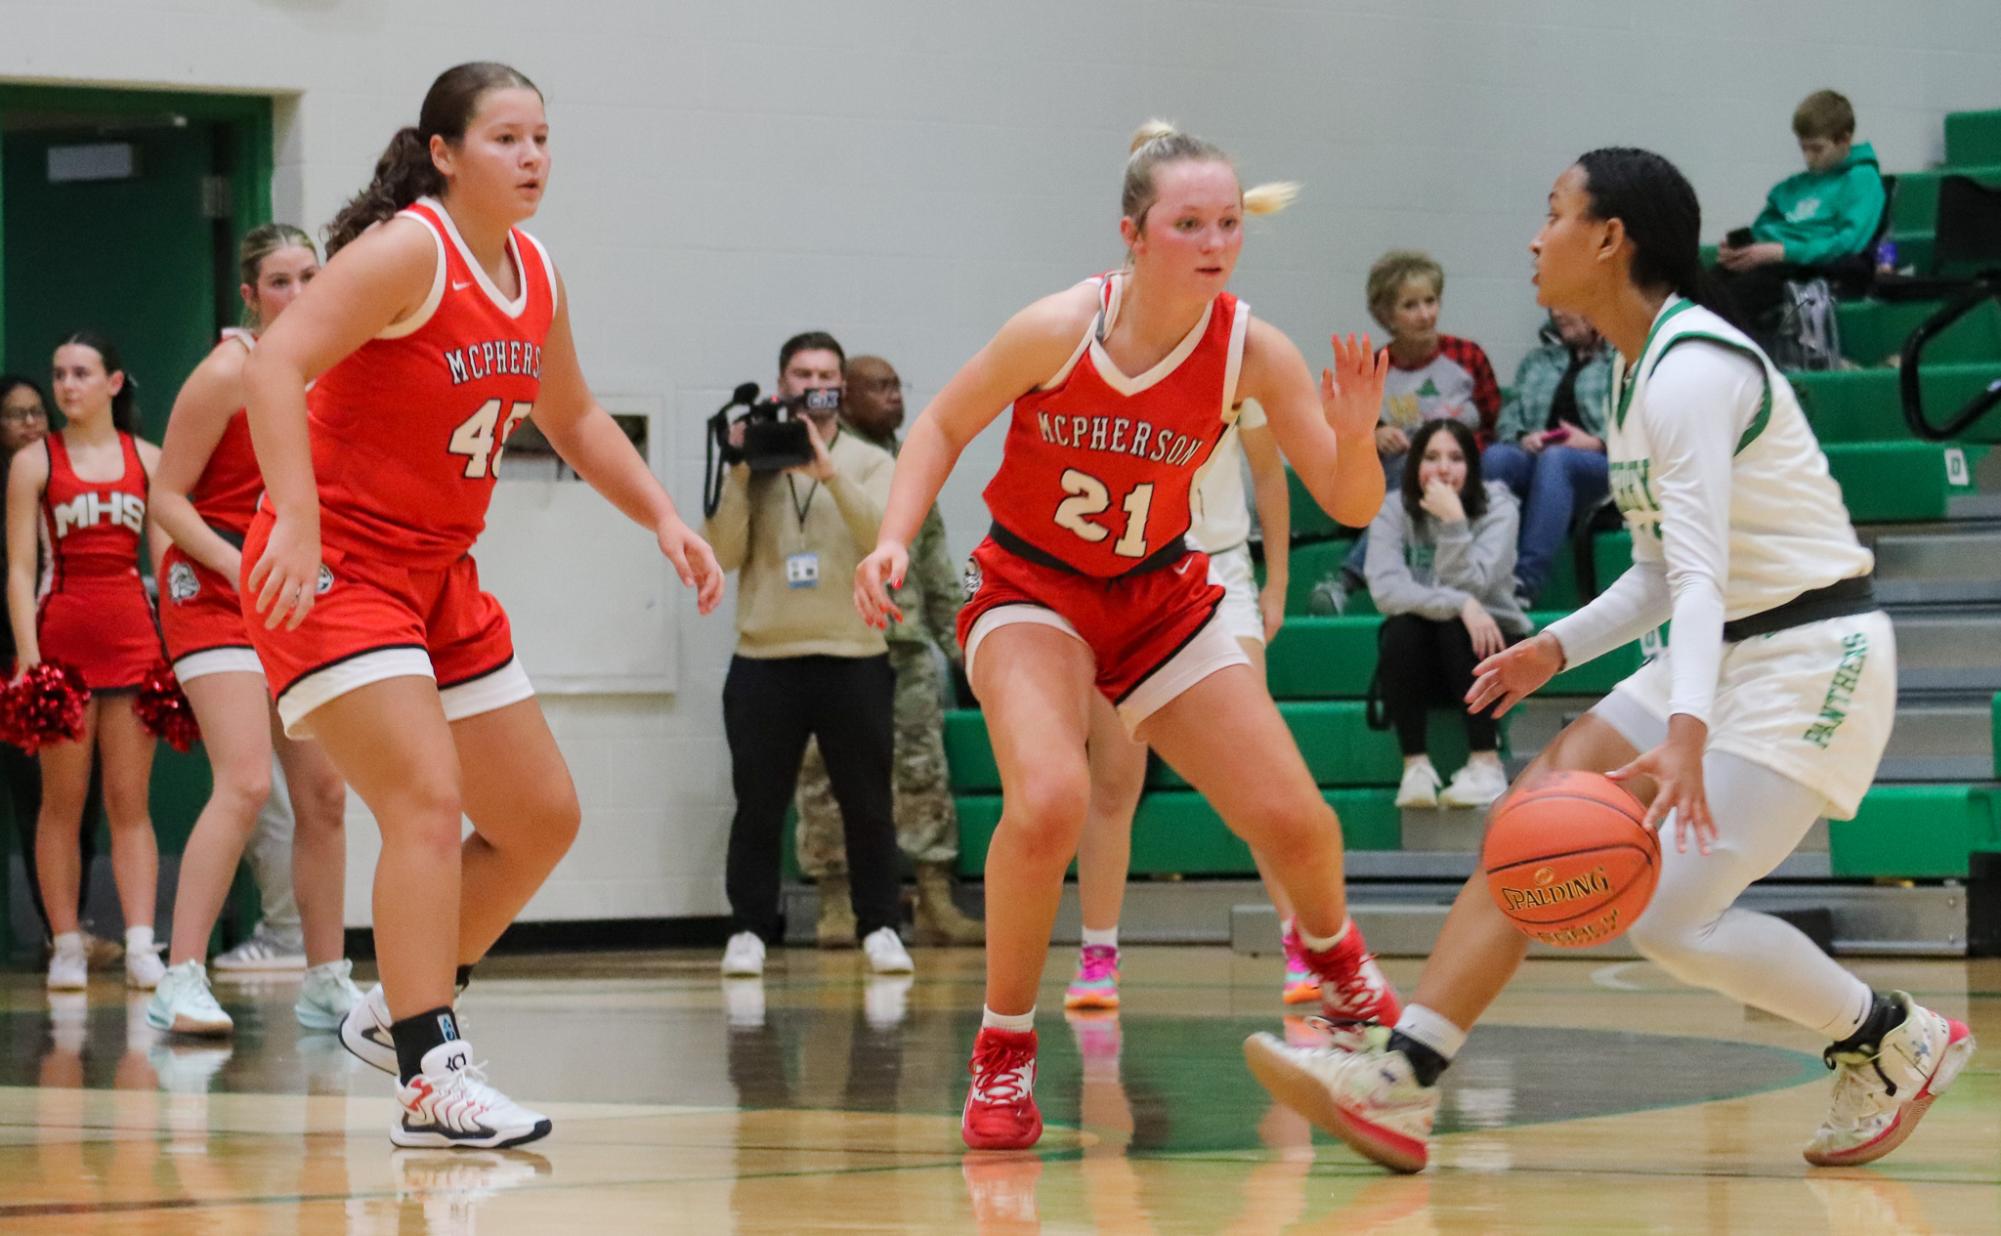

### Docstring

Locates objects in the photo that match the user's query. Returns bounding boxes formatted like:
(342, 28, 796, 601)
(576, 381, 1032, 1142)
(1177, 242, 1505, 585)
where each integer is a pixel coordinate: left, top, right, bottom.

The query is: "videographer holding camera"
(706, 331, 913, 979)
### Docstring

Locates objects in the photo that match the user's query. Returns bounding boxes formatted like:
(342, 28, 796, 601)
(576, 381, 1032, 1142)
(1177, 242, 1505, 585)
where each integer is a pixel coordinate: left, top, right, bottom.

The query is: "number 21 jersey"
(984, 272, 1250, 578)
(306, 196, 557, 567)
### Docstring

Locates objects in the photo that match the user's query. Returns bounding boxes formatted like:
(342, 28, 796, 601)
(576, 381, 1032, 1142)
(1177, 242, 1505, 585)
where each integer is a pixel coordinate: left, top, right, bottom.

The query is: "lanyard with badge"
(784, 425, 835, 589)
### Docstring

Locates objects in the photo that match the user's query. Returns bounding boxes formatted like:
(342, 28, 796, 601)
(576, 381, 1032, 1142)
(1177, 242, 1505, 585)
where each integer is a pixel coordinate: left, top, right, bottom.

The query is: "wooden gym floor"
(0, 946, 1994, 1233)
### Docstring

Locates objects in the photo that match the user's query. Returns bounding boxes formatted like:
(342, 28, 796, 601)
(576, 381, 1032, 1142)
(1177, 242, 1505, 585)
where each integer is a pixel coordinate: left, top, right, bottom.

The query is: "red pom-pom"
(136, 662, 202, 753)
(4, 660, 91, 755)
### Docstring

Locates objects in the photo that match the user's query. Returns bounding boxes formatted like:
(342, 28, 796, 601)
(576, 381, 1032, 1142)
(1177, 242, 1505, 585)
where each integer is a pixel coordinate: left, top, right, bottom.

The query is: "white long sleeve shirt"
(1546, 299, 1872, 723)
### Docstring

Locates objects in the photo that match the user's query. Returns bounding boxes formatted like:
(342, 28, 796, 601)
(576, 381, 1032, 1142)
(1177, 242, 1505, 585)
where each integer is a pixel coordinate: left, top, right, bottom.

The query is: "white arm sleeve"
(1543, 558, 1671, 667)
(1637, 342, 1763, 725)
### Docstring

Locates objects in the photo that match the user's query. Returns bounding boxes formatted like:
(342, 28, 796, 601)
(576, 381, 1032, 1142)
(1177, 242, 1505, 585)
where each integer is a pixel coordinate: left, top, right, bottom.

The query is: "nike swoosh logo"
(1174, 560, 1194, 576)
(452, 280, 473, 291)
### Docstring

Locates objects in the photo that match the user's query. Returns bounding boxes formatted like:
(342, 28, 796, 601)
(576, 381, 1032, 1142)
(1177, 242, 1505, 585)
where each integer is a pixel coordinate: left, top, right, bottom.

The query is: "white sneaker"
(863, 926, 914, 975)
(1394, 761, 1441, 809)
(1243, 1025, 1437, 1173)
(47, 937, 88, 991)
(1438, 760, 1508, 810)
(340, 983, 399, 1075)
(125, 944, 167, 991)
(145, 960, 233, 1036)
(721, 931, 766, 977)
(1804, 992, 1976, 1167)
(391, 1039, 552, 1149)
(296, 959, 365, 1031)
(211, 924, 306, 974)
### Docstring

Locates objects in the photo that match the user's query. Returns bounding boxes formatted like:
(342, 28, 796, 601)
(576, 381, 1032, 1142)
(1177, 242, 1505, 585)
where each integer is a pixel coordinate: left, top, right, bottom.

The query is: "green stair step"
(951, 787, 1402, 877)
(954, 785, 2001, 880)
(1890, 165, 2001, 233)
(1793, 362, 2001, 444)
(1824, 441, 1992, 521)
(1266, 612, 1644, 700)
(1992, 692, 2000, 781)
(946, 702, 1508, 793)
(1833, 298, 2001, 369)
(1945, 108, 2001, 168)
(1828, 785, 2001, 879)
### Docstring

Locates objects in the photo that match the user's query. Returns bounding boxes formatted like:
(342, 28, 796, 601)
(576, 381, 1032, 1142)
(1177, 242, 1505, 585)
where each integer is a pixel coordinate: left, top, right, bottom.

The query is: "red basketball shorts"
(241, 513, 531, 738)
(36, 578, 160, 693)
(955, 535, 1247, 734)
(159, 545, 262, 682)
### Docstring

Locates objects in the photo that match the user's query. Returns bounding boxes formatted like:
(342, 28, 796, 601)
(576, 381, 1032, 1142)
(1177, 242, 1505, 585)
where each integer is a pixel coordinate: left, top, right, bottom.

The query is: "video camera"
(703, 383, 842, 515)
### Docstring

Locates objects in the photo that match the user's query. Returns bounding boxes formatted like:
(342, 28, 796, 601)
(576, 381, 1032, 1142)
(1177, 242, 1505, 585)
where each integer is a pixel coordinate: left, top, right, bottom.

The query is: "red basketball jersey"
(983, 273, 1249, 578)
(38, 431, 148, 601)
(304, 197, 557, 566)
(190, 336, 263, 536)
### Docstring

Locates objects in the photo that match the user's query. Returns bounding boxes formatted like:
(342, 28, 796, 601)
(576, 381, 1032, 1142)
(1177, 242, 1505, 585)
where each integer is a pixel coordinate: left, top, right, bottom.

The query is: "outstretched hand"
(1465, 631, 1565, 717)
(1320, 333, 1390, 440)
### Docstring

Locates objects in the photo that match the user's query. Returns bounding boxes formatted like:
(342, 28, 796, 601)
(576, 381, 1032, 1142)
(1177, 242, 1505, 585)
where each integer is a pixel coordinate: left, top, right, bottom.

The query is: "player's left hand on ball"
(1608, 714, 1715, 856)
(657, 520, 725, 615)
(1320, 332, 1389, 440)
(853, 542, 907, 631)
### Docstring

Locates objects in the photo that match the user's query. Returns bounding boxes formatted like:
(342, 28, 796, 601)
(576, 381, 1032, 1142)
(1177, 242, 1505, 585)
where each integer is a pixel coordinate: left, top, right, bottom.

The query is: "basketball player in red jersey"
(4, 331, 170, 993)
(240, 63, 723, 1149)
(146, 224, 359, 1039)
(855, 122, 1399, 1150)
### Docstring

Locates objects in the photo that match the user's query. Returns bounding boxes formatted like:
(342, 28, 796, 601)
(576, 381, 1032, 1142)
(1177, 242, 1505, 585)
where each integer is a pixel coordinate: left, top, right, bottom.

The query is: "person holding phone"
(1481, 309, 1614, 607)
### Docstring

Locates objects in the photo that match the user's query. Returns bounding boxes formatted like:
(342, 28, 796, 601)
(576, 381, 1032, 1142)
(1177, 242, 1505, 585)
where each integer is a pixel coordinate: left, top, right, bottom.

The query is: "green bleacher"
(943, 106, 2001, 890)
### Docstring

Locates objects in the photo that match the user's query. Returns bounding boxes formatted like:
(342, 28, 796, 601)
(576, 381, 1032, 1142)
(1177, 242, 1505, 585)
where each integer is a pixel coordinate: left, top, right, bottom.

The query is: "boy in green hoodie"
(1716, 90, 1886, 326)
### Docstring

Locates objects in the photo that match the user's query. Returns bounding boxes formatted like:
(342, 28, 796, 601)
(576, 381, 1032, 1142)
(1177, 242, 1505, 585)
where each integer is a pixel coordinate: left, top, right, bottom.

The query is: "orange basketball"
(1481, 770, 1659, 949)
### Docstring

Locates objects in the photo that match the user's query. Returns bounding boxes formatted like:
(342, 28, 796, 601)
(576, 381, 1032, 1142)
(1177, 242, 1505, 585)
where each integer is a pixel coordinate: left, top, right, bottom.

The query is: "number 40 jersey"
(303, 195, 556, 567)
(984, 272, 1249, 578)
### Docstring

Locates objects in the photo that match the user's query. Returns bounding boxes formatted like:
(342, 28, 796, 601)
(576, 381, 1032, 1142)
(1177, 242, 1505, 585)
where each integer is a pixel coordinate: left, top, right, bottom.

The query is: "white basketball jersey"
(1186, 398, 1265, 553)
(1606, 298, 1872, 620)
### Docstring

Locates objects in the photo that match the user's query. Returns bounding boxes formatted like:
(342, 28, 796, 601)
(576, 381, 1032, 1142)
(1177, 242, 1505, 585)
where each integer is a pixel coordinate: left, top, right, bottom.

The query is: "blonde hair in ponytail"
(1121, 119, 1297, 236)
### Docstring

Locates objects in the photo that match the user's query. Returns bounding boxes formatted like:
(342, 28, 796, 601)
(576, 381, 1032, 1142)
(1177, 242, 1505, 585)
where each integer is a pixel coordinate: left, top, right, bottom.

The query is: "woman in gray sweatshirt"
(1364, 419, 1532, 809)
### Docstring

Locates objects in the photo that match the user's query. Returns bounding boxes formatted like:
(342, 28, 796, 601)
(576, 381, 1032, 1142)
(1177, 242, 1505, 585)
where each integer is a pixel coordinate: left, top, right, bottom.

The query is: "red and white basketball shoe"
(962, 1026, 1042, 1150)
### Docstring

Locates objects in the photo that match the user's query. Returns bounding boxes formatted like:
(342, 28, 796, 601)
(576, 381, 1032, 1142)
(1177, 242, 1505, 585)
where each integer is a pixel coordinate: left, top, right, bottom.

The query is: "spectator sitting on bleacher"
(1715, 89, 1886, 334)
(1482, 310, 1614, 608)
(1315, 250, 1500, 614)
(1365, 419, 1530, 811)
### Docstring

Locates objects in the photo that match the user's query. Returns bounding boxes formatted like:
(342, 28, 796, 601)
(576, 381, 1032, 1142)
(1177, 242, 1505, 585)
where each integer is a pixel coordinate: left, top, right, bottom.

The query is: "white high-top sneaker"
(1243, 1025, 1438, 1174)
(340, 983, 398, 1074)
(296, 959, 365, 1031)
(1438, 759, 1508, 809)
(145, 960, 233, 1035)
(1804, 991, 1975, 1167)
(392, 1039, 551, 1149)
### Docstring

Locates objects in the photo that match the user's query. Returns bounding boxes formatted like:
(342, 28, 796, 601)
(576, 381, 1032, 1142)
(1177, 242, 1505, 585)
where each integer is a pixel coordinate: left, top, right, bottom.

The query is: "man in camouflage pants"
(795, 355, 983, 947)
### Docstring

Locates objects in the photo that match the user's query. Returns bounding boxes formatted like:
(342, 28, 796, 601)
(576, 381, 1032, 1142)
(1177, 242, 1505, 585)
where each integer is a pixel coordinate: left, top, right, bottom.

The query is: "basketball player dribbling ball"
(147, 225, 360, 1039)
(4, 332, 169, 994)
(1246, 147, 1974, 1175)
(242, 62, 723, 1149)
(854, 121, 1402, 1151)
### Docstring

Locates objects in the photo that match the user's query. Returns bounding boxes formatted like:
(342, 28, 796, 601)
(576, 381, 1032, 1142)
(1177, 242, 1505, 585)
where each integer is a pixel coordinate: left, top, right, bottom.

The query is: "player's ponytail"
(1123, 119, 1298, 234)
(324, 61, 542, 257)
(1574, 147, 1746, 330)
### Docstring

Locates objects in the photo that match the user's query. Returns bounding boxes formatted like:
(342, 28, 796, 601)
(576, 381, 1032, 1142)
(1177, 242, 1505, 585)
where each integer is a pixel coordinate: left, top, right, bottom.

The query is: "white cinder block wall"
(4, 0, 1997, 923)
